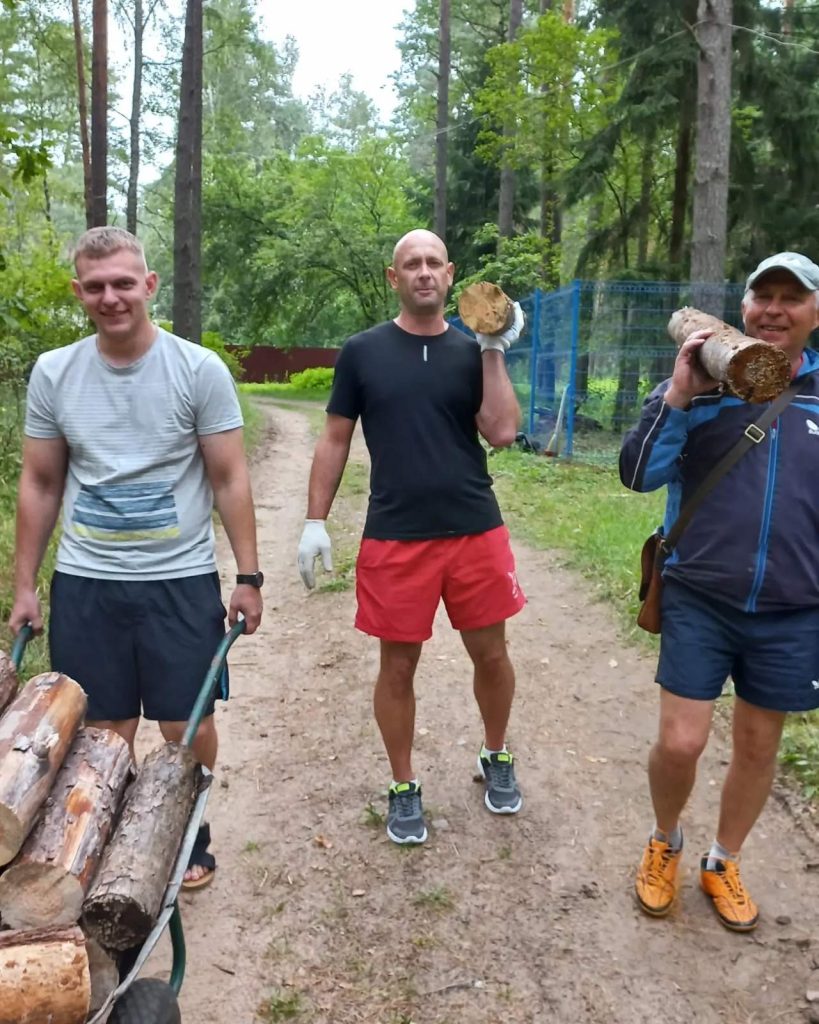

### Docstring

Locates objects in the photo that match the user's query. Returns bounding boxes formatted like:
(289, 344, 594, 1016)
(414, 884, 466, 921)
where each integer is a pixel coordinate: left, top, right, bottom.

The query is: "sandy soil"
(146, 402, 819, 1024)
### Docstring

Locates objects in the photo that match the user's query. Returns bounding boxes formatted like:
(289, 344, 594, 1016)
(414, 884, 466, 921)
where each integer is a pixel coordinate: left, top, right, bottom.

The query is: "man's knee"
(159, 716, 216, 745)
(656, 719, 709, 764)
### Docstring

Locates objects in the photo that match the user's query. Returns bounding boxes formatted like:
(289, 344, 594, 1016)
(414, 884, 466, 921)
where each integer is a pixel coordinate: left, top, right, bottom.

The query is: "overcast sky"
(258, 0, 412, 120)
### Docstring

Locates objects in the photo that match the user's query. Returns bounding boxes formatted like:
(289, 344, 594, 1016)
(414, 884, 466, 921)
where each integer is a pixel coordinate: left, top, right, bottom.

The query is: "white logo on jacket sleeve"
(807, 419, 819, 436)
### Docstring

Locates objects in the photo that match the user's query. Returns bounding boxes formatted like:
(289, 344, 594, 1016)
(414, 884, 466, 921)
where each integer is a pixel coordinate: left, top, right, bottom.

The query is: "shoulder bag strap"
(660, 378, 802, 556)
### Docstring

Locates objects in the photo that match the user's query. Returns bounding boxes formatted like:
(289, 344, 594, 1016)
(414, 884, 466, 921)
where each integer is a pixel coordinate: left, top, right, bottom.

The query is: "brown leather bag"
(633, 380, 801, 635)
(637, 532, 664, 634)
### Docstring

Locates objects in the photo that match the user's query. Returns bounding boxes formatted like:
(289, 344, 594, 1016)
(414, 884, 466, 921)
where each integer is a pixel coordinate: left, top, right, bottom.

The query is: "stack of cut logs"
(0, 652, 201, 1024)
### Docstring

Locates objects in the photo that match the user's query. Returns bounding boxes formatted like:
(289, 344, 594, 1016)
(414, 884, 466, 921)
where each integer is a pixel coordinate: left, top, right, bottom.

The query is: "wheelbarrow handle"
(182, 618, 246, 747)
(10, 623, 34, 673)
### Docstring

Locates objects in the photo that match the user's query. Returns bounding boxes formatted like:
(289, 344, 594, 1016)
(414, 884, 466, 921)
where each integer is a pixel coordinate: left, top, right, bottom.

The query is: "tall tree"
(70, 0, 92, 227)
(434, 0, 450, 240)
(497, 0, 523, 242)
(690, 0, 733, 309)
(90, 0, 107, 226)
(173, 0, 203, 343)
(120, 0, 161, 235)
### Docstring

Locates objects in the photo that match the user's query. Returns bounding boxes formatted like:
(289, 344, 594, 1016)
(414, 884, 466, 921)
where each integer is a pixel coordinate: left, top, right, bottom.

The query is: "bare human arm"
(198, 427, 263, 635)
(9, 436, 69, 634)
(306, 414, 356, 519)
(476, 350, 521, 448)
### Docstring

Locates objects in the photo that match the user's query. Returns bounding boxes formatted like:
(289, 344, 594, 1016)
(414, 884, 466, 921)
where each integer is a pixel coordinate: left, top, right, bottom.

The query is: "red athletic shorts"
(355, 525, 526, 642)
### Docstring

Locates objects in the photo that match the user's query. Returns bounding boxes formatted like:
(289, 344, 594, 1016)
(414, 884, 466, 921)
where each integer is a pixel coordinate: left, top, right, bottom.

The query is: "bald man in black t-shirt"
(297, 229, 526, 845)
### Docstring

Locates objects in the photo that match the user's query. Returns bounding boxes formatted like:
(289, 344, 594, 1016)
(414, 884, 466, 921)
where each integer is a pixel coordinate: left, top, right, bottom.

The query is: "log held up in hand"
(668, 307, 791, 403)
(0, 726, 132, 928)
(83, 742, 200, 951)
(458, 282, 516, 335)
(0, 671, 87, 866)
(0, 925, 91, 1024)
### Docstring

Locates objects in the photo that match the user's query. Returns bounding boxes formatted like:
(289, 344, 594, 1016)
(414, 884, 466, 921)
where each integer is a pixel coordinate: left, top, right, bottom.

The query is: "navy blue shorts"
(49, 571, 228, 722)
(657, 577, 819, 712)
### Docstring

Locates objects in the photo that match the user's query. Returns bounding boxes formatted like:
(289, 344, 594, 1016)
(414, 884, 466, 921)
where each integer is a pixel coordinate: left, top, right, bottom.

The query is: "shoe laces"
(646, 841, 676, 886)
(485, 754, 514, 789)
(391, 787, 421, 818)
(717, 860, 749, 906)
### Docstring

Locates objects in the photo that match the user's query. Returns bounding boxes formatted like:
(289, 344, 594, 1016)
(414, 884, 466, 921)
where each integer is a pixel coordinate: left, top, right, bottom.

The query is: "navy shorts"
(49, 571, 229, 722)
(657, 577, 819, 712)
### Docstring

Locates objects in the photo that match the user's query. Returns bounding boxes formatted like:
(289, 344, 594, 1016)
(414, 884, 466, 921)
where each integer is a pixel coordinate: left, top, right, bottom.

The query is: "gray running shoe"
(477, 749, 523, 814)
(386, 781, 428, 844)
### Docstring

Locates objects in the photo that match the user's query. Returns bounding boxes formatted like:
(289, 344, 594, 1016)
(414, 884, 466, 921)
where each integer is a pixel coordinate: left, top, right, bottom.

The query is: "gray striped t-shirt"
(25, 328, 243, 580)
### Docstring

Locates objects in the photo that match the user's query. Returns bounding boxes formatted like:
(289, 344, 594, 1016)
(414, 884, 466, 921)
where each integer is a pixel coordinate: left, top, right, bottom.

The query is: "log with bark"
(458, 282, 515, 335)
(667, 307, 791, 402)
(0, 650, 18, 718)
(0, 924, 91, 1024)
(0, 671, 87, 866)
(0, 726, 132, 928)
(83, 742, 200, 951)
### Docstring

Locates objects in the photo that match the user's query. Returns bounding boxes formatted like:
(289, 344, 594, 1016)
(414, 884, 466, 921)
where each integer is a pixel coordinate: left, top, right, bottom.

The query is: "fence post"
(565, 279, 581, 458)
(527, 288, 541, 435)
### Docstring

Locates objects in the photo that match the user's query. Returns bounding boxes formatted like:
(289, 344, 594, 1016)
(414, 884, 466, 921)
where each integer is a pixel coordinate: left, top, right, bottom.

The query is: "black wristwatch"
(236, 571, 264, 588)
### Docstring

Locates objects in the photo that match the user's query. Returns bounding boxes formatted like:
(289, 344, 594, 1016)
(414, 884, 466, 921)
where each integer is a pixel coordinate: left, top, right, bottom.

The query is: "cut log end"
(727, 343, 791, 403)
(0, 803, 25, 868)
(83, 895, 154, 952)
(0, 860, 84, 929)
(458, 282, 515, 335)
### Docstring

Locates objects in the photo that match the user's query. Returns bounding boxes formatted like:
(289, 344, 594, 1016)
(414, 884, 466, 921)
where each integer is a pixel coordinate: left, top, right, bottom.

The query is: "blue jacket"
(619, 348, 819, 612)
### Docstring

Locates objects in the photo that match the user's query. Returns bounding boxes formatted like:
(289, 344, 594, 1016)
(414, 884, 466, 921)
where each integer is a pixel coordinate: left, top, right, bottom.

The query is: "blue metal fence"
(454, 280, 747, 465)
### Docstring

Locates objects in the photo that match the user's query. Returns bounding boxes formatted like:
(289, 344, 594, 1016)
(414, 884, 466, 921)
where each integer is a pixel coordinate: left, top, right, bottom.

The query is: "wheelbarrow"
(10, 618, 246, 1024)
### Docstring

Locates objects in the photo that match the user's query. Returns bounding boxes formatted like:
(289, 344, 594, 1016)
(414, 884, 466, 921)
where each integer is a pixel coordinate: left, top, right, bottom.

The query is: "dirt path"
(155, 403, 819, 1024)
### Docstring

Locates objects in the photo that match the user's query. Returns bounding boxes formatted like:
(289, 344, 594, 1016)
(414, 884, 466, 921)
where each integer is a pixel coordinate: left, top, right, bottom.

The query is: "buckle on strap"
(745, 423, 765, 444)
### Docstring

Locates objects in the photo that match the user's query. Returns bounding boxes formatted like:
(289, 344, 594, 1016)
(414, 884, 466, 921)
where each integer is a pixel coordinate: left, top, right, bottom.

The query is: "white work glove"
(476, 301, 525, 353)
(297, 519, 333, 589)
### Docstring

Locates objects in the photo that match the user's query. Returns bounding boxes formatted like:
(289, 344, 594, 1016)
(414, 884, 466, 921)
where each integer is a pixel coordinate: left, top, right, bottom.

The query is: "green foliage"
(202, 331, 247, 381)
(287, 367, 334, 392)
(453, 225, 558, 300)
(259, 989, 302, 1021)
(239, 382, 331, 403)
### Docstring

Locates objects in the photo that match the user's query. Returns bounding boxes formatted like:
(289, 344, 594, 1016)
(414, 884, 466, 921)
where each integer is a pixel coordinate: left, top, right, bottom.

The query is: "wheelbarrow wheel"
(108, 979, 181, 1024)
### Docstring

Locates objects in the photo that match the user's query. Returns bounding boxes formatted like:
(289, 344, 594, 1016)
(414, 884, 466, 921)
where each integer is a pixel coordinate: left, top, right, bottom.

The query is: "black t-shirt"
(327, 321, 503, 540)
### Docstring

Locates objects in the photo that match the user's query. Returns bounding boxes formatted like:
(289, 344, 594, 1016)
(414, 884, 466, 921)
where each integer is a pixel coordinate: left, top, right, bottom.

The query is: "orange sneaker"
(700, 857, 759, 932)
(635, 837, 682, 917)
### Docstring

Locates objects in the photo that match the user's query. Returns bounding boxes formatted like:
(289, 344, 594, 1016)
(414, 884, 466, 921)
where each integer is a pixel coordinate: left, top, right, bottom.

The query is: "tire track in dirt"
(150, 402, 819, 1024)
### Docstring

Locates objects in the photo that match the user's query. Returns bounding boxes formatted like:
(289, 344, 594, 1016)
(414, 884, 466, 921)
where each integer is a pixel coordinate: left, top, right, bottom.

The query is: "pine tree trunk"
(497, 0, 523, 243)
(0, 727, 132, 929)
(83, 743, 200, 951)
(126, 0, 144, 236)
(434, 0, 450, 241)
(690, 0, 733, 314)
(0, 673, 87, 866)
(173, 0, 203, 344)
(0, 926, 90, 1024)
(70, 0, 93, 228)
(90, 0, 108, 226)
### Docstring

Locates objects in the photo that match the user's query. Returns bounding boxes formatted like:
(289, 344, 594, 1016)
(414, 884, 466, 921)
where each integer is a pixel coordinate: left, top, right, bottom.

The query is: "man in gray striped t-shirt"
(9, 227, 263, 890)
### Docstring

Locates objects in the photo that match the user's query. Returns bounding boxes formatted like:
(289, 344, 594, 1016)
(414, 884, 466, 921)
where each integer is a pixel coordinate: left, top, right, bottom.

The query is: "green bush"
(287, 367, 334, 391)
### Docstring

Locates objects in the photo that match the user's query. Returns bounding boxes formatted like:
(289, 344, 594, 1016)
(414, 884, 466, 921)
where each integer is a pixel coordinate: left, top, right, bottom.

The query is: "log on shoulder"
(0, 651, 18, 718)
(667, 307, 791, 403)
(83, 742, 200, 951)
(0, 924, 90, 1024)
(0, 726, 132, 928)
(0, 671, 87, 866)
(458, 282, 515, 335)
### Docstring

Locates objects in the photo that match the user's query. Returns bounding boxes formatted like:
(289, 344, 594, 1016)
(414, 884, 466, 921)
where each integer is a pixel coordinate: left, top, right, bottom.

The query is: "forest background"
(3, 0, 819, 793)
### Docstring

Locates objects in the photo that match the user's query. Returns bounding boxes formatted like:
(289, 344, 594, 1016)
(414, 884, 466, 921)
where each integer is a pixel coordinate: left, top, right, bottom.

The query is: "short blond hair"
(72, 227, 147, 270)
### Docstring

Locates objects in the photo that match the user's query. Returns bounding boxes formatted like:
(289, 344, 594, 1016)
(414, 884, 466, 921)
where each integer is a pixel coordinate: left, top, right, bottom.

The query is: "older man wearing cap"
(619, 251, 819, 932)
